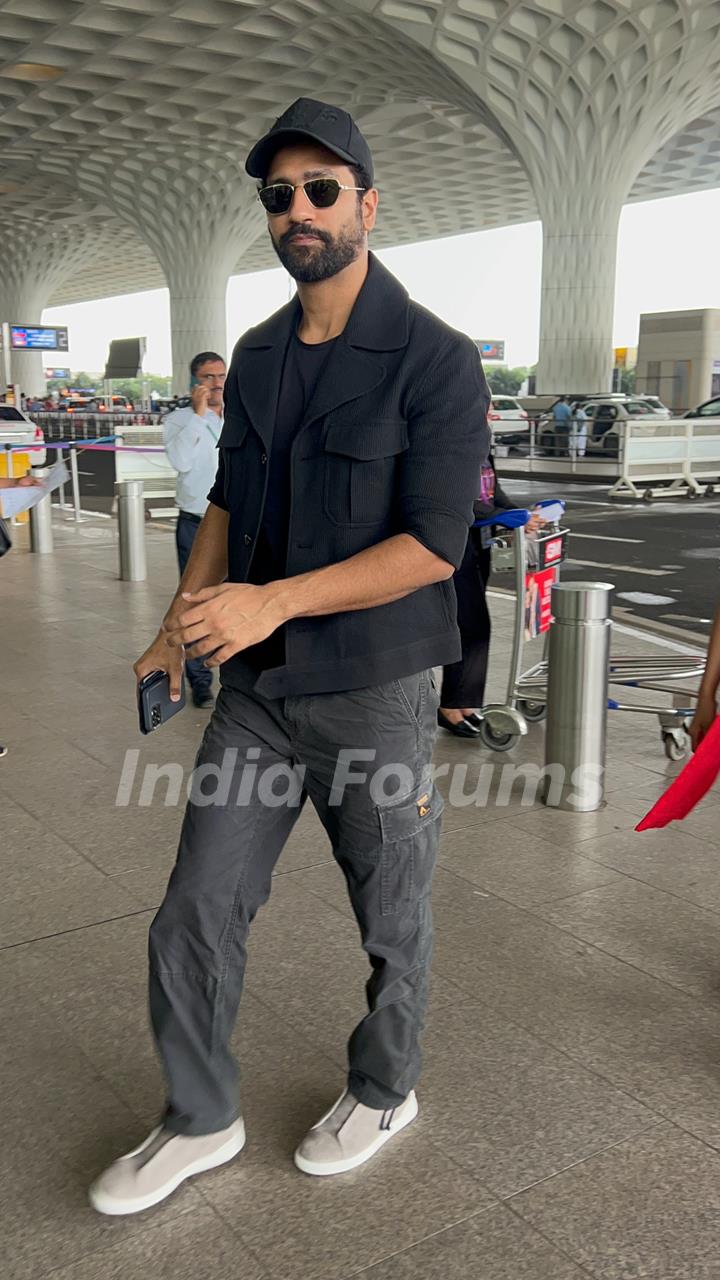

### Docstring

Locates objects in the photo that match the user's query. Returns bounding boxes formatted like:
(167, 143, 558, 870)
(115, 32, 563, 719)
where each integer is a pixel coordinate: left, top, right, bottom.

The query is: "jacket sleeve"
(398, 335, 491, 569)
(206, 450, 228, 511)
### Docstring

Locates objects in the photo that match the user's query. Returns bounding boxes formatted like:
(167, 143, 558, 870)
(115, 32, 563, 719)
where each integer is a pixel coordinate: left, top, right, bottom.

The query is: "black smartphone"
(137, 670, 186, 734)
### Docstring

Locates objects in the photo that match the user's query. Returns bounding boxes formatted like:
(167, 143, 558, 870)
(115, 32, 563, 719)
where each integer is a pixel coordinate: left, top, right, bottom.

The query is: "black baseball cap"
(245, 97, 374, 185)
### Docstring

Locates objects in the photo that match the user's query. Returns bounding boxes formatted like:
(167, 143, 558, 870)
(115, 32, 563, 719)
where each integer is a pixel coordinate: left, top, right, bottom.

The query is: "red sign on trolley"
(524, 566, 557, 640)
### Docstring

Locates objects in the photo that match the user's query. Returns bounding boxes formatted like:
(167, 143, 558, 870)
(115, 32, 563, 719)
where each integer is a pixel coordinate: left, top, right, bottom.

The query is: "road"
(500, 477, 718, 644)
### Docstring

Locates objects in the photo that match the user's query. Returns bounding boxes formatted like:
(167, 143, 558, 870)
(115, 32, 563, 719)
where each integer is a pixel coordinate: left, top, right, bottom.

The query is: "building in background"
(636, 310, 720, 414)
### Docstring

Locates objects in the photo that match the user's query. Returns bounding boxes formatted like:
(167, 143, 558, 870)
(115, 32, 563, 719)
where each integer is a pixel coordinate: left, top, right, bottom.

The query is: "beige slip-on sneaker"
(89, 1119, 246, 1215)
(294, 1089, 418, 1176)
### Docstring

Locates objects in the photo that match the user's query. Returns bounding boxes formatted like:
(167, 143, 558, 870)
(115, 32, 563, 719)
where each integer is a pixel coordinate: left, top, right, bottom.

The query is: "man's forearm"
(271, 533, 453, 624)
(164, 503, 229, 624)
(698, 603, 720, 702)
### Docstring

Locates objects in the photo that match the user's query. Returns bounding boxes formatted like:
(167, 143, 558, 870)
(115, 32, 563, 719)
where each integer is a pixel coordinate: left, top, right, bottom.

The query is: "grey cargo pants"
(148, 662, 442, 1135)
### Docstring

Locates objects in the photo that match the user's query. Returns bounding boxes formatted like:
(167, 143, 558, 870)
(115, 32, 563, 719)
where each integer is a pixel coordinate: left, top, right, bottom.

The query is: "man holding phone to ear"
(162, 351, 226, 709)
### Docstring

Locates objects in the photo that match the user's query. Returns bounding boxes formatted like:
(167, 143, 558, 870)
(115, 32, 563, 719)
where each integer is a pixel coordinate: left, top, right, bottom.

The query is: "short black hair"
(190, 351, 225, 377)
(349, 162, 372, 198)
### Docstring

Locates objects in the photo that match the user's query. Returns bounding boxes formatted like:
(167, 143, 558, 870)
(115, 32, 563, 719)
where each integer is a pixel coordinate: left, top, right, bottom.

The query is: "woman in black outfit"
(438, 456, 542, 738)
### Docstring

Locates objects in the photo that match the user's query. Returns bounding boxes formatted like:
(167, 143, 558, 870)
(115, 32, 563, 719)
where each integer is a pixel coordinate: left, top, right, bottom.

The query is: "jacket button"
(244, 534, 252, 545)
(260, 453, 267, 464)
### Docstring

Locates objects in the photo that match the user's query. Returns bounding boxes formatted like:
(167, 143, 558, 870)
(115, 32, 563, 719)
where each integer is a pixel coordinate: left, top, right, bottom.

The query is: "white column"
(535, 193, 622, 396)
(0, 288, 46, 396)
(163, 255, 233, 395)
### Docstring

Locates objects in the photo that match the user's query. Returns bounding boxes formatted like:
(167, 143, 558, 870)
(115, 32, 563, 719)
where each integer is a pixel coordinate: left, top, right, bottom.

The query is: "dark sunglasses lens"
(259, 185, 292, 215)
(305, 179, 341, 208)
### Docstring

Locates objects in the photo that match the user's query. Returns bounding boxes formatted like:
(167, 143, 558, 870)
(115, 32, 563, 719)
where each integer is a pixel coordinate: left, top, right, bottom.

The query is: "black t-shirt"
(243, 329, 338, 670)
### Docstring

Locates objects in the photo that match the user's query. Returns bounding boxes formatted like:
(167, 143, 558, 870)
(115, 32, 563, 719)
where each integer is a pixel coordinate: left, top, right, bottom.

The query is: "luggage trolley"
(477, 503, 705, 760)
(473, 499, 569, 752)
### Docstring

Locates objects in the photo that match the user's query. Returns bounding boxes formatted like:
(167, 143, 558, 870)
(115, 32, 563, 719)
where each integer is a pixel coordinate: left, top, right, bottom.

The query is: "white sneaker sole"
(293, 1094, 419, 1177)
(89, 1121, 246, 1216)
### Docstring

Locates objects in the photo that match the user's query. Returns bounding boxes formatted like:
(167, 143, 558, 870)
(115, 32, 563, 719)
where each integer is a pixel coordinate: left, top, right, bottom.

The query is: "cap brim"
(245, 128, 360, 180)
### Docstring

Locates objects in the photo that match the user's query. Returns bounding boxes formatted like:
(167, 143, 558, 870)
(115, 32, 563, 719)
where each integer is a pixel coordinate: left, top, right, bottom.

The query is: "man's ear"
(362, 188, 379, 233)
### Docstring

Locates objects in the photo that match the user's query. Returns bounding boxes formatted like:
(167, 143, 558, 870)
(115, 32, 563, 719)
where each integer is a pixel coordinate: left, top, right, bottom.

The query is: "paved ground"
(501, 476, 720, 642)
(3, 514, 720, 1280)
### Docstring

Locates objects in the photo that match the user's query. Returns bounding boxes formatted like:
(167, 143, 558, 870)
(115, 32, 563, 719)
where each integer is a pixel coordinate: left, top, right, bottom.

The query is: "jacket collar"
(240, 252, 410, 353)
(235, 253, 410, 449)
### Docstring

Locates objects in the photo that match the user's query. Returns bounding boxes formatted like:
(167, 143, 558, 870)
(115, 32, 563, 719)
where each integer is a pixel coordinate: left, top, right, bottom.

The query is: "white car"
(538, 398, 660, 456)
(636, 395, 672, 419)
(0, 403, 47, 468)
(488, 395, 529, 449)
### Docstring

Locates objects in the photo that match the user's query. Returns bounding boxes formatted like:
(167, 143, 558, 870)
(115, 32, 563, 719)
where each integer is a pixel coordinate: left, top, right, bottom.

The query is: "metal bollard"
(543, 581, 614, 812)
(69, 444, 82, 523)
(115, 479, 146, 581)
(29, 466, 54, 554)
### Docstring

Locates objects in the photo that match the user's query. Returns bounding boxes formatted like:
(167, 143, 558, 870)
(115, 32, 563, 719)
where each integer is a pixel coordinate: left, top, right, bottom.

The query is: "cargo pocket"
(377, 781, 442, 916)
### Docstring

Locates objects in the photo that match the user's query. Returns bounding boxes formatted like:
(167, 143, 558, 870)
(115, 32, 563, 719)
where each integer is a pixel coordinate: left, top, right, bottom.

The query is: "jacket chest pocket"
(322, 419, 409, 527)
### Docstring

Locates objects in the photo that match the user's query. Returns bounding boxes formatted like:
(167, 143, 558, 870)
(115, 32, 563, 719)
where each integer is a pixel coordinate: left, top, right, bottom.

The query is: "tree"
(487, 366, 529, 396)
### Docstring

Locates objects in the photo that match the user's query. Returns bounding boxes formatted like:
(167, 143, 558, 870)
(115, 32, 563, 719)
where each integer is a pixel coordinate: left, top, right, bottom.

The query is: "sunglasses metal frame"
(257, 178, 365, 215)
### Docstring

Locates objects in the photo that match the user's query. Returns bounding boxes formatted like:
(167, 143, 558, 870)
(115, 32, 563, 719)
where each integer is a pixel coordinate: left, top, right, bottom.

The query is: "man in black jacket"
(90, 98, 490, 1215)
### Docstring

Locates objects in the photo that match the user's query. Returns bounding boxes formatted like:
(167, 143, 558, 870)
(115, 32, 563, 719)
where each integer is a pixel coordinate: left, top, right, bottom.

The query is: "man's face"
(195, 359, 226, 411)
(263, 143, 377, 284)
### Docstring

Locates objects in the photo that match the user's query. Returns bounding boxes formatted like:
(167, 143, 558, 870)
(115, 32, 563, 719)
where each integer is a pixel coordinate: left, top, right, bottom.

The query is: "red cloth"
(636, 715, 720, 831)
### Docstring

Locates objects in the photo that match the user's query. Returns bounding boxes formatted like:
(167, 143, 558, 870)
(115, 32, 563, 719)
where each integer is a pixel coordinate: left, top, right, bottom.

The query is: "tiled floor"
(2, 514, 718, 1280)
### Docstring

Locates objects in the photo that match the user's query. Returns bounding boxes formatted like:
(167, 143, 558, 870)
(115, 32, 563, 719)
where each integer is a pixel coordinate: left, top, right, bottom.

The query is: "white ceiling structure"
(1, 0, 719, 391)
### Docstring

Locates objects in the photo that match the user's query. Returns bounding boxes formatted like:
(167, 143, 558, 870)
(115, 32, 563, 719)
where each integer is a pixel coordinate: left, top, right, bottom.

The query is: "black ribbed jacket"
(209, 253, 491, 697)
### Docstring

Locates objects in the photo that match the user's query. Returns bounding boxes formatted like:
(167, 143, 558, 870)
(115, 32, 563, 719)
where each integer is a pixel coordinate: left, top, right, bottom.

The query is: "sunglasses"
(257, 177, 365, 216)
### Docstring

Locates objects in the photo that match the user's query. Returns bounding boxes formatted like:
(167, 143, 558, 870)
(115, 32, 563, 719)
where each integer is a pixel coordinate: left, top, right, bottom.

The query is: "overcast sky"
(43, 186, 720, 379)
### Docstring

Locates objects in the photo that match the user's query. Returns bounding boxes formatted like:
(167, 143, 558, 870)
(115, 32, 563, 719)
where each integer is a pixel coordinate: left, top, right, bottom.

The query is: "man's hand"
(526, 510, 546, 535)
(134, 629, 185, 701)
(17, 474, 46, 488)
(190, 383, 210, 417)
(689, 691, 717, 753)
(165, 583, 285, 667)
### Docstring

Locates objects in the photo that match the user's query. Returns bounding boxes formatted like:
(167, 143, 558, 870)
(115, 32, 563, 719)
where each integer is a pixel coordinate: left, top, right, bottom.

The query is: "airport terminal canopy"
(1, 0, 720, 393)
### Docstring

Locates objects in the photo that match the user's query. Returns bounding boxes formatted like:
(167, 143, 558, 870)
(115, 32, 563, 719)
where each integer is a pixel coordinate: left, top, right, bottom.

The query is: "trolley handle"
(534, 498, 565, 524)
(473, 507, 530, 531)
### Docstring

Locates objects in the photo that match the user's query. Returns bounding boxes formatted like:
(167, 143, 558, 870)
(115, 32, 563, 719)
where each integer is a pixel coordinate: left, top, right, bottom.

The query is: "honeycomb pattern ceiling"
(0, 0, 717, 310)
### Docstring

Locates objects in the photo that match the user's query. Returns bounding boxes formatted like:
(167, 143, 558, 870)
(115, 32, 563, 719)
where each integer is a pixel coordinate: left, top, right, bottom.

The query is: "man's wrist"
(262, 579, 297, 628)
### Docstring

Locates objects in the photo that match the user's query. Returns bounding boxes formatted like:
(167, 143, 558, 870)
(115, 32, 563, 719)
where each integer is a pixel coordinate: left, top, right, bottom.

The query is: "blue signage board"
(10, 325, 69, 352)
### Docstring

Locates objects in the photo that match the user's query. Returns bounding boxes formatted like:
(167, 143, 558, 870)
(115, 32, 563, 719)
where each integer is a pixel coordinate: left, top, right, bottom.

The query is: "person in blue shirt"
(552, 395, 572, 457)
(162, 352, 225, 708)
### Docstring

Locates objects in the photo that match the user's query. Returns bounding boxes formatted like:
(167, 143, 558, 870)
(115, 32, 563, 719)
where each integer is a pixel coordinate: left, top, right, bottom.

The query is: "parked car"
(636, 395, 671, 419)
(89, 395, 135, 413)
(538, 398, 660, 457)
(684, 396, 720, 419)
(488, 395, 529, 449)
(0, 403, 47, 466)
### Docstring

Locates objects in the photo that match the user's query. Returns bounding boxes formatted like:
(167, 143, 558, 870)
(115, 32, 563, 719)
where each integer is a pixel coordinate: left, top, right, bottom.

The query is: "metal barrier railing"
(2, 436, 171, 525)
(32, 411, 162, 443)
(492, 413, 720, 497)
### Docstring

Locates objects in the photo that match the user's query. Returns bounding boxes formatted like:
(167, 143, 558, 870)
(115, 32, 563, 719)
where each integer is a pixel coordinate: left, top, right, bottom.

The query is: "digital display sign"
(475, 340, 505, 362)
(10, 325, 69, 352)
(44, 367, 70, 379)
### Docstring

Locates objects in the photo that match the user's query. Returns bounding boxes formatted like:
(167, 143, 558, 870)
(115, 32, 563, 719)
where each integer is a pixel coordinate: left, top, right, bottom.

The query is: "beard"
(270, 216, 364, 283)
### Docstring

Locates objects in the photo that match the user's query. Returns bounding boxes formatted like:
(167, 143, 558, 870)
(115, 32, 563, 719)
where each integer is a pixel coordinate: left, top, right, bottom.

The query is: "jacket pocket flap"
(324, 419, 408, 460)
(218, 417, 248, 448)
